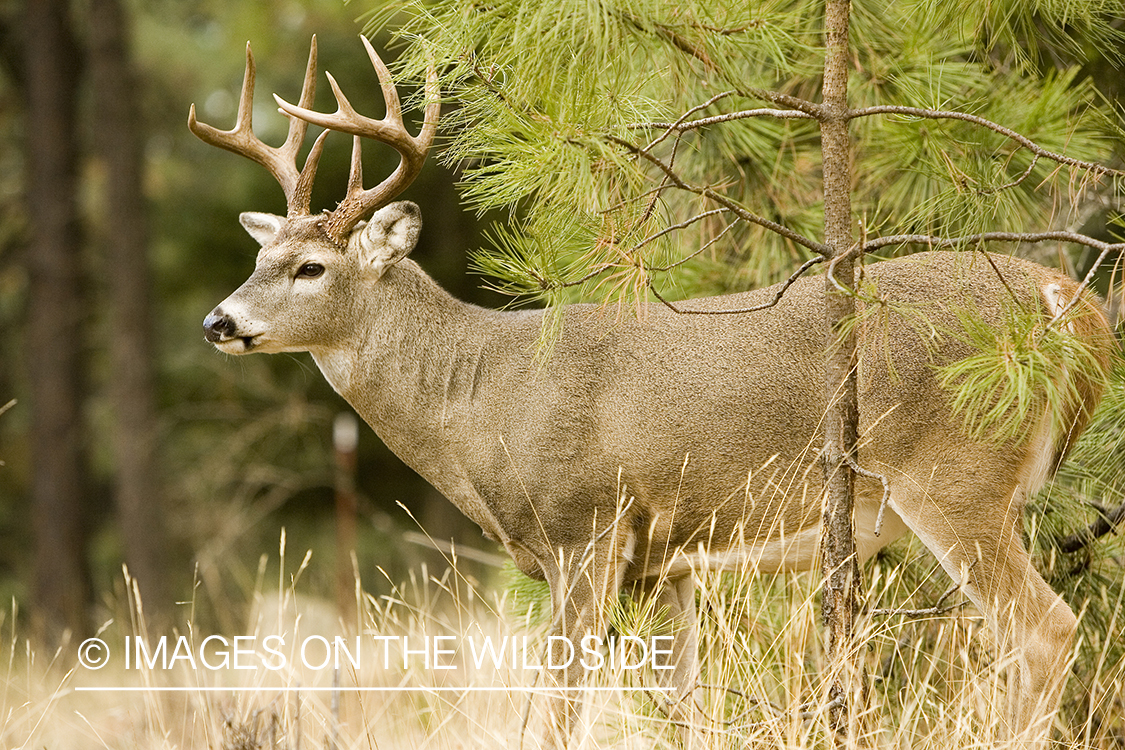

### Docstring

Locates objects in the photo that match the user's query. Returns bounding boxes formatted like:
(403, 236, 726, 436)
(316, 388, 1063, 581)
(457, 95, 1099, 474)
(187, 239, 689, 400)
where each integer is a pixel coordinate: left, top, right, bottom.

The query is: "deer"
(192, 35, 1112, 748)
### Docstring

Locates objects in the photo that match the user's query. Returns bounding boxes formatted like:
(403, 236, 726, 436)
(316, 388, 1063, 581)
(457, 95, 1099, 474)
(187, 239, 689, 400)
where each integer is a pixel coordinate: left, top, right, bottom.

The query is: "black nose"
(203, 311, 236, 343)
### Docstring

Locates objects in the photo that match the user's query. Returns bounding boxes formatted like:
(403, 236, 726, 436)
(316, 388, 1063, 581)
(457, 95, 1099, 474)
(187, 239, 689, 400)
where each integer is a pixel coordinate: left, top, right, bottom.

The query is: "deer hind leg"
(632, 574, 708, 748)
(893, 486, 1076, 745)
(524, 526, 634, 749)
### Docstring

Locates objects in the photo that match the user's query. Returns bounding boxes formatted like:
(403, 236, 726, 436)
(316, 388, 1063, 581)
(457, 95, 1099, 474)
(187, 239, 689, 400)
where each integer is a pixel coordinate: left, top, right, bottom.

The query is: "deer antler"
(275, 35, 441, 243)
(188, 37, 327, 218)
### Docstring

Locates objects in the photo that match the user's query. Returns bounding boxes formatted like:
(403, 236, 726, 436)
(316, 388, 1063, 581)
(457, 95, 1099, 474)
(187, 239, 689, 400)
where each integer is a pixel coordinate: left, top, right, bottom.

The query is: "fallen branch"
(871, 581, 969, 618)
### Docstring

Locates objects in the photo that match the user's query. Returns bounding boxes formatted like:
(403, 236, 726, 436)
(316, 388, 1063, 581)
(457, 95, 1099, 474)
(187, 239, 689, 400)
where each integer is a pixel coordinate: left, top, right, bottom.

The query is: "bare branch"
(696, 682, 786, 723)
(544, 263, 617, 290)
(871, 582, 969, 618)
(639, 90, 738, 152)
(635, 208, 730, 256)
(863, 230, 1123, 255)
(972, 251, 1023, 310)
(847, 105, 1123, 177)
(1052, 243, 1119, 323)
(644, 217, 739, 272)
(870, 600, 969, 619)
(742, 86, 825, 118)
(798, 693, 846, 721)
(607, 134, 829, 256)
(519, 212, 736, 296)
(862, 231, 1124, 326)
(824, 241, 861, 298)
(636, 107, 817, 137)
(844, 456, 892, 537)
(649, 255, 825, 315)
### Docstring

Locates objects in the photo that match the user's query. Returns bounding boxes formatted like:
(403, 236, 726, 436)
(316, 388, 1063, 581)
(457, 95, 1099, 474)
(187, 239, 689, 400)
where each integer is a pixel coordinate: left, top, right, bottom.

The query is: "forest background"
(1, 0, 512, 640)
(1, 0, 1125, 746)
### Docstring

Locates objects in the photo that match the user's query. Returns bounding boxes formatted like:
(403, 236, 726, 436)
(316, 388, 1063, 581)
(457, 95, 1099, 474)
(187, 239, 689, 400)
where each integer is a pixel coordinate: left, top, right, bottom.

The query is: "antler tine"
(275, 35, 441, 242)
(188, 37, 324, 217)
(286, 37, 326, 216)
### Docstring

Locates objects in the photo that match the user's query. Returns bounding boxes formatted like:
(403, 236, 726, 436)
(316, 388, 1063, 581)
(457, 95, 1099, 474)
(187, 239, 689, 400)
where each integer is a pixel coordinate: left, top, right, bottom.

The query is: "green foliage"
(938, 302, 1112, 444)
(1057, 360, 1125, 490)
(911, 0, 1125, 69)
(368, 0, 1116, 310)
(500, 559, 552, 626)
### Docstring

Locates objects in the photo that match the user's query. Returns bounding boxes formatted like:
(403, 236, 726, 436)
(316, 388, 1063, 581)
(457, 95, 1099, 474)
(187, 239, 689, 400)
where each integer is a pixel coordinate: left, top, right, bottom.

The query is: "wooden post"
(333, 412, 359, 626)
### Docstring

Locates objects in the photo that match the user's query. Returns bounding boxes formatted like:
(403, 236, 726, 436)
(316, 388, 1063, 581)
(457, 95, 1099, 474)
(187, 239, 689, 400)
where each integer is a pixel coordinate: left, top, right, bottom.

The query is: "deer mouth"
(212, 333, 260, 354)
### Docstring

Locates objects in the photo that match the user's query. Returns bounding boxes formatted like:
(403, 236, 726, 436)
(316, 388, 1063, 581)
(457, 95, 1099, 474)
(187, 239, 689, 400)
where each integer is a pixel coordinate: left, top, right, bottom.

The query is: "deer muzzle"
(203, 309, 238, 344)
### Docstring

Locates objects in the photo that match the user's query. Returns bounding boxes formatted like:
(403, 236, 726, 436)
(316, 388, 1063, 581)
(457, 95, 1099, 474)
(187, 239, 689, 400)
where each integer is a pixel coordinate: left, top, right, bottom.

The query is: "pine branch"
(634, 107, 817, 139)
(863, 231, 1124, 325)
(637, 90, 738, 151)
(504, 211, 737, 296)
(1056, 498, 1125, 554)
(606, 134, 829, 256)
(648, 256, 825, 315)
(848, 105, 1124, 177)
(633, 208, 731, 257)
(978, 154, 1040, 195)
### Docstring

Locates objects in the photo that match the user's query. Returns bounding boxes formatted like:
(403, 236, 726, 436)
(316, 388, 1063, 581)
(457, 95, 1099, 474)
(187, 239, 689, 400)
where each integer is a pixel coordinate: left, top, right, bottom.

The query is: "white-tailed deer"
(193, 36, 1112, 747)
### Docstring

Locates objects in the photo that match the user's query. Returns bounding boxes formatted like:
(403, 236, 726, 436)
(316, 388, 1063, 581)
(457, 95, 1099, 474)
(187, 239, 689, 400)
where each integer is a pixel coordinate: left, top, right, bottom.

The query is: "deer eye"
(296, 262, 324, 279)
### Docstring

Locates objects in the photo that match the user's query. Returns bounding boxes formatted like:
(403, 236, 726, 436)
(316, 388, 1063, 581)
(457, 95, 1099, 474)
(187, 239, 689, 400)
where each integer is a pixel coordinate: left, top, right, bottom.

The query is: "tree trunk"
(24, 0, 90, 642)
(819, 0, 865, 742)
(87, 0, 169, 623)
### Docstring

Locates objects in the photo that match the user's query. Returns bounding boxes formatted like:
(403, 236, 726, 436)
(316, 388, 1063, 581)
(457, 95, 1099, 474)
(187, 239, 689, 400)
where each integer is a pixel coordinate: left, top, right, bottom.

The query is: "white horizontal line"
(75, 686, 672, 693)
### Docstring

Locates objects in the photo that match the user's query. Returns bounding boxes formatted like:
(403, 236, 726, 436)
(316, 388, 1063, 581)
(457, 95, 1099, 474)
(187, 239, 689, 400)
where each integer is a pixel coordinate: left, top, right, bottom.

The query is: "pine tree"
(370, 0, 1123, 740)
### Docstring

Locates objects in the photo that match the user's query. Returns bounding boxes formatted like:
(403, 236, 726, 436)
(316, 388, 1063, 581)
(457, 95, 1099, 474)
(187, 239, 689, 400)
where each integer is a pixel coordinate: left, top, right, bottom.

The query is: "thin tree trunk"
(24, 0, 90, 642)
(819, 0, 865, 741)
(87, 0, 169, 623)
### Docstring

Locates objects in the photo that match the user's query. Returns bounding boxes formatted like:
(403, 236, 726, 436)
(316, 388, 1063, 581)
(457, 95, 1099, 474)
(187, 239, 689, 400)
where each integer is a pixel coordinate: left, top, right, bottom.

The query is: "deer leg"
(894, 488, 1076, 746)
(987, 543, 1077, 743)
(634, 574, 708, 748)
(525, 527, 634, 749)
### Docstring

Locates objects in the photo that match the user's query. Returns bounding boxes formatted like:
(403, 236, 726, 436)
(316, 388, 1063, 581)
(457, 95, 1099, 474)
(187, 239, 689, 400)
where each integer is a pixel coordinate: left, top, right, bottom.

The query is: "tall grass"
(3, 522, 1123, 749)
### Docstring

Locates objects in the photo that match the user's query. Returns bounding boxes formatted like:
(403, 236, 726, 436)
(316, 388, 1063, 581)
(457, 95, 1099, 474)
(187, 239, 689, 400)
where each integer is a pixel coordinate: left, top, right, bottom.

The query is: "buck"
(193, 36, 1111, 747)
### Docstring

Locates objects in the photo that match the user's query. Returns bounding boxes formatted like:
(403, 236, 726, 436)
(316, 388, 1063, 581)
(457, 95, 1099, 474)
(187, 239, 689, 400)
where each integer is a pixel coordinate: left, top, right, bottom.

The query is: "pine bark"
(819, 0, 865, 740)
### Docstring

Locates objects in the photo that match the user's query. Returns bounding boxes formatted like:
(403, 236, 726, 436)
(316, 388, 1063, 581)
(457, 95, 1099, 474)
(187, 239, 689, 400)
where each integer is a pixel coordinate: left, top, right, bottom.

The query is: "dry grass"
(2, 530, 1123, 750)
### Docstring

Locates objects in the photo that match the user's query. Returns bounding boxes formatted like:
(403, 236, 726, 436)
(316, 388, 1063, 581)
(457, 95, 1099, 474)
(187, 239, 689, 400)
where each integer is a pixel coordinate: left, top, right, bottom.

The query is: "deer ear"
(354, 201, 421, 278)
(240, 212, 284, 246)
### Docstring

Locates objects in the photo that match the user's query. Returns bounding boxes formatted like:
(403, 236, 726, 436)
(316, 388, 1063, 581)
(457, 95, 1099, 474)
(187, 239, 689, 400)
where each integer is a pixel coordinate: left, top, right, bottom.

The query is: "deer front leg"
(523, 528, 634, 749)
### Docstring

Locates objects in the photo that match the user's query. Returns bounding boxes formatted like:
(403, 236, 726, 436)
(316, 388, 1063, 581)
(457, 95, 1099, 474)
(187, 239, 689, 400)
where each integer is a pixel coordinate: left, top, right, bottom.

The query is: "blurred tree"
(0, 0, 499, 632)
(87, 0, 169, 624)
(23, 0, 91, 641)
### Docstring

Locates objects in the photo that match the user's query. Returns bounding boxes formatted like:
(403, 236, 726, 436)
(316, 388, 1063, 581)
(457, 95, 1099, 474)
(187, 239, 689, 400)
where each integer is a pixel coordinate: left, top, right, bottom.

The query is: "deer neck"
(309, 259, 494, 474)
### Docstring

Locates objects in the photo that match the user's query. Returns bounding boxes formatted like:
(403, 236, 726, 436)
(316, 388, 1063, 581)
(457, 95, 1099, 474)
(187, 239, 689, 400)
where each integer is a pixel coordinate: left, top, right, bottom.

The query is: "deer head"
(192, 36, 439, 355)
